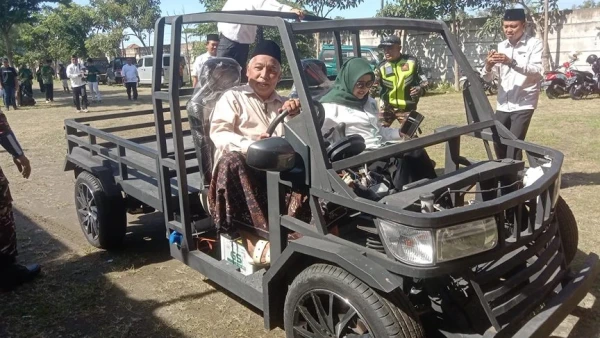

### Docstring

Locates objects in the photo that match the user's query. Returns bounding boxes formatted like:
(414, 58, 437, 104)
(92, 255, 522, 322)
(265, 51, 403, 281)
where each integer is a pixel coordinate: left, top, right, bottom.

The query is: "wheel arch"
(67, 147, 122, 197)
(262, 236, 404, 330)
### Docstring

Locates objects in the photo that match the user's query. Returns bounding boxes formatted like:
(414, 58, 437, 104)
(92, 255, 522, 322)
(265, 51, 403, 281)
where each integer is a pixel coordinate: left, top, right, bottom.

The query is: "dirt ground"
(0, 84, 599, 337)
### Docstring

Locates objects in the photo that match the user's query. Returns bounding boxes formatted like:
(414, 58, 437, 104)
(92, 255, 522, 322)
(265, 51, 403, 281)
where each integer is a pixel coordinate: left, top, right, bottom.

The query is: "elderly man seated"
(208, 40, 301, 266)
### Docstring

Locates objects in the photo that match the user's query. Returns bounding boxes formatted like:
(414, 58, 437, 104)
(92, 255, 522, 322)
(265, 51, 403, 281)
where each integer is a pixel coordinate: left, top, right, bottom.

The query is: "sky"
(74, 0, 585, 46)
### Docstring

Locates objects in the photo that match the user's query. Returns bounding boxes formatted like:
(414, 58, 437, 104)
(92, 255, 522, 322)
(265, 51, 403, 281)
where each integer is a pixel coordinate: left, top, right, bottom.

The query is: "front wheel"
(284, 264, 425, 338)
(74, 171, 127, 249)
(555, 196, 578, 266)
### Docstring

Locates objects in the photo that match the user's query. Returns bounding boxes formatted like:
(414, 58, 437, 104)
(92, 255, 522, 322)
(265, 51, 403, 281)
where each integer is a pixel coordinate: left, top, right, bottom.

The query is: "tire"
(545, 87, 559, 99)
(284, 264, 425, 338)
(74, 171, 127, 249)
(569, 85, 584, 100)
(555, 196, 578, 266)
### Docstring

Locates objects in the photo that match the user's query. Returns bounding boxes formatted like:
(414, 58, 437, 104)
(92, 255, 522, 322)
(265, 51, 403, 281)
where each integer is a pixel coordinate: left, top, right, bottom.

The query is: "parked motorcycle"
(568, 54, 600, 100)
(541, 60, 576, 99)
(459, 61, 498, 95)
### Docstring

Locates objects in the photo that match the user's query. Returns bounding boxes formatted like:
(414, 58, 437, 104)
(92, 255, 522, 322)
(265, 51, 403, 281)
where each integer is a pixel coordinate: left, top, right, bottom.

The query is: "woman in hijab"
(319, 57, 436, 191)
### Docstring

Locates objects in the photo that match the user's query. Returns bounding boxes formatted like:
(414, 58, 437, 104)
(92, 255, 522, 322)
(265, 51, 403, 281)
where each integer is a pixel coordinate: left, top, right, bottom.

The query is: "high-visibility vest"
(379, 57, 418, 110)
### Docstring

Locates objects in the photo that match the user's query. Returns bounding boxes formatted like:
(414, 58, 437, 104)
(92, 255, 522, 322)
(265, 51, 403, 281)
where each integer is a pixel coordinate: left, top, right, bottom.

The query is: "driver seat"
(186, 57, 241, 215)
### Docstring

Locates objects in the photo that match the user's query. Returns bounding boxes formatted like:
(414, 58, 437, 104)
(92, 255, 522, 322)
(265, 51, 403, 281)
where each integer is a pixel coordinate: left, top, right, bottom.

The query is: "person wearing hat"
(209, 40, 302, 266)
(482, 8, 543, 161)
(0, 106, 40, 291)
(217, 0, 305, 83)
(371, 36, 425, 127)
(192, 34, 220, 88)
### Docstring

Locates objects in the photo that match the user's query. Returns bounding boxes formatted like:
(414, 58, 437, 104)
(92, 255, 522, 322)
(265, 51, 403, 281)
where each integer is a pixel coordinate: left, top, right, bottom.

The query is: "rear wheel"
(569, 85, 584, 100)
(284, 264, 425, 338)
(545, 87, 560, 99)
(74, 171, 127, 249)
(555, 196, 578, 266)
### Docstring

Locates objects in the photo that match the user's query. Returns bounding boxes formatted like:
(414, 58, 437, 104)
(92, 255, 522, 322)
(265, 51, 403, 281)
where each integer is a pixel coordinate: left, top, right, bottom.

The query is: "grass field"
(0, 85, 599, 338)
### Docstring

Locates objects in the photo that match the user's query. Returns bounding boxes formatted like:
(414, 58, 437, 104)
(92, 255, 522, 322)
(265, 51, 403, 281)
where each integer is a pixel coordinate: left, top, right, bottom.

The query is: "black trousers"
(494, 109, 534, 161)
(44, 84, 53, 101)
(72, 85, 88, 110)
(217, 34, 249, 83)
(125, 82, 138, 100)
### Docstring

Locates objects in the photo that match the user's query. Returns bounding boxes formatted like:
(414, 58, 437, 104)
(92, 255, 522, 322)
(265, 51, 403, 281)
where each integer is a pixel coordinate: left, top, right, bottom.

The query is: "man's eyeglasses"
(355, 81, 374, 89)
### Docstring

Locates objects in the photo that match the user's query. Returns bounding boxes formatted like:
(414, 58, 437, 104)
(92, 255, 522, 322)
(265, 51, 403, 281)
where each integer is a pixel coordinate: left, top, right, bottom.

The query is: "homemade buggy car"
(63, 11, 598, 337)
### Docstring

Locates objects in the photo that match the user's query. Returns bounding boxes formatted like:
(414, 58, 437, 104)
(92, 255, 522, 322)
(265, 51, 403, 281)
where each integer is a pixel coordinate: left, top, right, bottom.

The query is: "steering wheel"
(266, 100, 326, 137)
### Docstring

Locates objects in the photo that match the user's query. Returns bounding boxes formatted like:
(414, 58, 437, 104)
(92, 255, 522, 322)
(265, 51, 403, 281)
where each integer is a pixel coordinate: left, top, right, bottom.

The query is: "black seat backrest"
(290, 59, 332, 100)
(187, 57, 241, 186)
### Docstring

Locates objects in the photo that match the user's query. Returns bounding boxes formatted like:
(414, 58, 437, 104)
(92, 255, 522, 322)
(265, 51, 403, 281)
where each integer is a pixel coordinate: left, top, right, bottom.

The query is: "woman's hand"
(280, 98, 301, 117)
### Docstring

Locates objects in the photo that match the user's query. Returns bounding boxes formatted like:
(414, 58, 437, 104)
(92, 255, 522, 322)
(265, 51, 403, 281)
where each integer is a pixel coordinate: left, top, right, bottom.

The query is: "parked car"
(318, 44, 383, 77)
(106, 57, 137, 85)
(137, 54, 189, 86)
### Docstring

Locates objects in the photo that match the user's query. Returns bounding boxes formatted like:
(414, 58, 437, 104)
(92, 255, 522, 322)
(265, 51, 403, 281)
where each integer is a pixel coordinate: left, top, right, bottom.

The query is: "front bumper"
(431, 253, 599, 338)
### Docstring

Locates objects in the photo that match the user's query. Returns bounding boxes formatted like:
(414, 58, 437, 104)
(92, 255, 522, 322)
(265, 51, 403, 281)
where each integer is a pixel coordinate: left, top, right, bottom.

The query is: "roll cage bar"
(152, 10, 562, 249)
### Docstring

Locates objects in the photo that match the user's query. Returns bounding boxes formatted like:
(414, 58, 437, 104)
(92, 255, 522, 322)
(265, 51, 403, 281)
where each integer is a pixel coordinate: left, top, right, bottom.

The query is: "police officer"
(371, 36, 424, 127)
(0, 108, 40, 292)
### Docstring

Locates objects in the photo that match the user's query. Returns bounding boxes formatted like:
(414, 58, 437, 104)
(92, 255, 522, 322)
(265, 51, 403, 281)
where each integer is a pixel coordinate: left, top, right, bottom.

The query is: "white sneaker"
(82, 109, 89, 113)
(75, 110, 81, 113)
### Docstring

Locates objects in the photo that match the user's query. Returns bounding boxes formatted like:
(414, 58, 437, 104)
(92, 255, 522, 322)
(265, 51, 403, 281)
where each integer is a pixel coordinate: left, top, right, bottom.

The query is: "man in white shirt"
(217, 0, 305, 82)
(481, 8, 543, 160)
(66, 55, 88, 113)
(121, 59, 139, 101)
(192, 34, 220, 88)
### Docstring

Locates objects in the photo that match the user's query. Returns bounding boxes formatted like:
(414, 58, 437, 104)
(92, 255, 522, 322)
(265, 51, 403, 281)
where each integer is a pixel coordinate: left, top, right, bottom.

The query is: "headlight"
(436, 217, 498, 263)
(377, 217, 498, 266)
(378, 219, 433, 265)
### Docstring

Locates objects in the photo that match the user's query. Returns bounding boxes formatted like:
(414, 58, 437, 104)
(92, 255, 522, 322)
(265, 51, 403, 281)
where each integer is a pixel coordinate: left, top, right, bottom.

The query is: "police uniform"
(371, 36, 423, 127)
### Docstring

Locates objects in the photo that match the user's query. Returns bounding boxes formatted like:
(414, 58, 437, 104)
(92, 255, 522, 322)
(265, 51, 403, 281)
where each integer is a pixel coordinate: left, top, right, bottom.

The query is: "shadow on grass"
(549, 249, 600, 338)
(561, 172, 600, 189)
(0, 208, 217, 338)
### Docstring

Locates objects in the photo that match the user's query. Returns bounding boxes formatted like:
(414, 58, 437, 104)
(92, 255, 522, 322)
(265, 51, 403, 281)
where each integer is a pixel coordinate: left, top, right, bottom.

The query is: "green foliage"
(18, 4, 94, 65)
(295, 0, 364, 17)
(575, 0, 600, 9)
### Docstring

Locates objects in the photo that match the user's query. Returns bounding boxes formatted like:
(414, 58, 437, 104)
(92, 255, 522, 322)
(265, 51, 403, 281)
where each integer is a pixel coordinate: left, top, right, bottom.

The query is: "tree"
(576, 0, 600, 9)
(17, 4, 94, 66)
(0, 0, 66, 65)
(380, 0, 491, 89)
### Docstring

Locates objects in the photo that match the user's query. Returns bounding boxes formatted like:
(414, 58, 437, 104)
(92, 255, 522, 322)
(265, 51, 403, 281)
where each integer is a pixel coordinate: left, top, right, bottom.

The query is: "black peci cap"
(504, 8, 526, 21)
(250, 40, 282, 64)
(378, 35, 402, 48)
(207, 34, 220, 42)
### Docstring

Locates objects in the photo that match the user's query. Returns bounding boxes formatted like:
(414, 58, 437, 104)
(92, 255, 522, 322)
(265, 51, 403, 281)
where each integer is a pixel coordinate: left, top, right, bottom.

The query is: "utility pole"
(542, 0, 550, 71)
(382, 0, 385, 10)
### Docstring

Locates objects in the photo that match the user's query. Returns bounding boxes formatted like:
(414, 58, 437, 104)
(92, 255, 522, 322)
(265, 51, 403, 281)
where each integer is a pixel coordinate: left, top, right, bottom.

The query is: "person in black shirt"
(0, 58, 18, 110)
(58, 62, 69, 93)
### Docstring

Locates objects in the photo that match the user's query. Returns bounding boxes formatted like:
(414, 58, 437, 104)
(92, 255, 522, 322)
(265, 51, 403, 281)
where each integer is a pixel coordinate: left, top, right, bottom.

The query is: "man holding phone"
(481, 8, 543, 160)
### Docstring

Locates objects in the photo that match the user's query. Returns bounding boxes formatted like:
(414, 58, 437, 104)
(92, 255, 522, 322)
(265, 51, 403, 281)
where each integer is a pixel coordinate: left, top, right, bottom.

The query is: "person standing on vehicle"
(121, 59, 139, 101)
(41, 59, 55, 103)
(217, 0, 305, 83)
(67, 55, 89, 113)
(192, 34, 220, 88)
(481, 8, 543, 161)
(0, 58, 18, 111)
(58, 62, 70, 93)
(0, 107, 40, 292)
(86, 58, 102, 103)
(371, 36, 425, 127)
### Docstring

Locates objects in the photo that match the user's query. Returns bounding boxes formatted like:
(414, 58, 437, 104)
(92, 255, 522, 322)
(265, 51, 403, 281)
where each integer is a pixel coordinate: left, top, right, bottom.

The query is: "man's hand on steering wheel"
(279, 99, 301, 117)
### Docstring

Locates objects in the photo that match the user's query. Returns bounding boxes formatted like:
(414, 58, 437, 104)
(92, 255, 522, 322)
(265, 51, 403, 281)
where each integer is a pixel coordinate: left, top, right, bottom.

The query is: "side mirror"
(247, 137, 296, 172)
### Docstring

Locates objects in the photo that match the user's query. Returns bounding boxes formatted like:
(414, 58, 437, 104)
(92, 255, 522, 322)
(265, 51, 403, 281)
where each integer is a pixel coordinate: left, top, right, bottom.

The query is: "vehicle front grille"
(467, 187, 565, 336)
